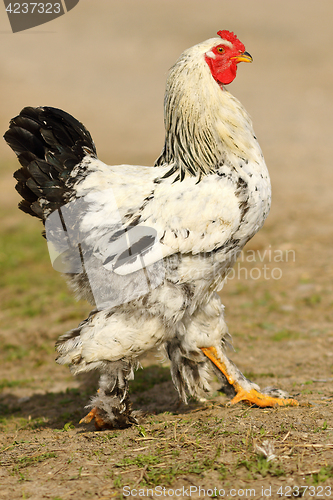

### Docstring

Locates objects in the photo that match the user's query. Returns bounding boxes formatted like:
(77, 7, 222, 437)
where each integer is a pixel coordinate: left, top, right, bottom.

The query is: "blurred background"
(0, 0, 332, 400)
(1, 1, 333, 216)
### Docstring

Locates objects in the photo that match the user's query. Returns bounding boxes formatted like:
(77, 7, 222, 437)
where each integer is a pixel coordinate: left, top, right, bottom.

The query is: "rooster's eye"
(217, 47, 225, 54)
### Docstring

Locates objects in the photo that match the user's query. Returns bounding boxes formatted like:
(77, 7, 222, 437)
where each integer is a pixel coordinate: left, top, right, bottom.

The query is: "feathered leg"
(79, 360, 139, 429)
(56, 305, 170, 428)
(166, 338, 212, 403)
(166, 293, 233, 403)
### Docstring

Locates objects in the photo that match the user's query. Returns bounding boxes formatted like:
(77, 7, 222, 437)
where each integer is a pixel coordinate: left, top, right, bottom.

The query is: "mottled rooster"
(4, 30, 298, 428)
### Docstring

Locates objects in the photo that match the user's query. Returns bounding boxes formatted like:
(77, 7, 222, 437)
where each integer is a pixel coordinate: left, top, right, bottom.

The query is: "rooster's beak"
(231, 51, 253, 63)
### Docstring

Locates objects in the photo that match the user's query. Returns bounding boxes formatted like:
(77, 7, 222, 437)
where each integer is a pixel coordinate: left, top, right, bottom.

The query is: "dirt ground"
(0, 1, 333, 499)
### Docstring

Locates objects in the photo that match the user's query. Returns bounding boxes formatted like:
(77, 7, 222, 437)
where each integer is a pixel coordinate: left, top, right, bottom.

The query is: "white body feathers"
(56, 37, 271, 388)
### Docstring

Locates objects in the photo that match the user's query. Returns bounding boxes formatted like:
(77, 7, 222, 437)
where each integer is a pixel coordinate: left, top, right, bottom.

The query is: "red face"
(205, 42, 252, 86)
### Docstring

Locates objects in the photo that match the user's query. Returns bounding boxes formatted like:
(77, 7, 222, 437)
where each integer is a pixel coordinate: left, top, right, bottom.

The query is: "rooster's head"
(205, 30, 252, 85)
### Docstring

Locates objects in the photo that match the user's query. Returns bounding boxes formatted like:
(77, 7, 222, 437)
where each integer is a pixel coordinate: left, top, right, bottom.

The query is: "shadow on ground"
(0, 365, 210, 431)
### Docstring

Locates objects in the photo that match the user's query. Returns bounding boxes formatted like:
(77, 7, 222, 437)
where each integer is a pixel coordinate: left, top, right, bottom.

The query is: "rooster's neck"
(155, 44, 262, 181)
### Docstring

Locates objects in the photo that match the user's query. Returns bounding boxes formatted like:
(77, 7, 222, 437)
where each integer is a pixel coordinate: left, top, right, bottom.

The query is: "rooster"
(4, 30, 298, 429)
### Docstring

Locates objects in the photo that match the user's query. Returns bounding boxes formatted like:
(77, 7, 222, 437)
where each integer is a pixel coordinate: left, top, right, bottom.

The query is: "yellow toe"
(228, 388, 298, 408)
(79, 408, 98, 424)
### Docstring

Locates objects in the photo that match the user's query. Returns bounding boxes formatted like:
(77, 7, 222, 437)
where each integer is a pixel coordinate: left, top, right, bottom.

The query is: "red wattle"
(217, 65, 237, 85)
(205, 56, 238, 85)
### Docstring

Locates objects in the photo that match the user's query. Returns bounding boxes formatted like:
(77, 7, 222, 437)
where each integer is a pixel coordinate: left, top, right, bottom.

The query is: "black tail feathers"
(4, 106, 97, 221)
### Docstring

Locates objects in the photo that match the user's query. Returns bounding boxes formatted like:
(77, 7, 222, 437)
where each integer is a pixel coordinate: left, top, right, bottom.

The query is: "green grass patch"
(0, 221, 49, 282)
(303, 294, 322, 307)
(116, 447, 226, 486)
(15, 452, 57, 468)
(0, 415, 48, 431)
(11, 452, 57, 479)
(237, 455, 285, 478)
(0, 344, 31, 361)
(244, 372, 275, 380)
(0, 211, 90, 325)
(257, 322, 275, 331)
(130, 365, 171, 394)
(0, 378, 33, 390)
(62, 422, 75, 431)
(271, 329, 299, 342)
(309, 466, 333, 484)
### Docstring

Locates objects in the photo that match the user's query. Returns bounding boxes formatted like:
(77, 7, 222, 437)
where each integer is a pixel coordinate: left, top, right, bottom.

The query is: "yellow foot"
(228, 387, 299, 408)
(200, 346, 298, 408)
(79, 407, 110, 430)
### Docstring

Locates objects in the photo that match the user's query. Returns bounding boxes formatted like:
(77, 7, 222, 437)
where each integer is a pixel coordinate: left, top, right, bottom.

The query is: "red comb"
(217, 30, 245, 52)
